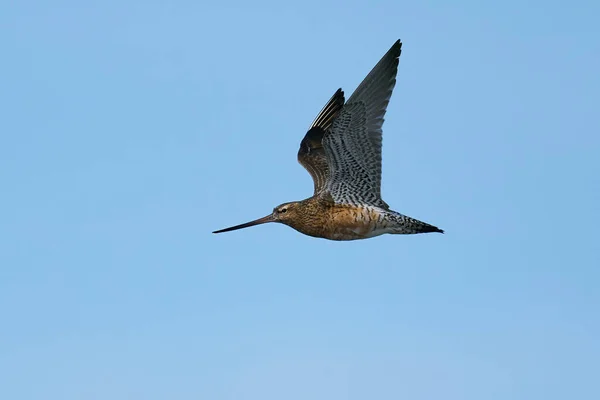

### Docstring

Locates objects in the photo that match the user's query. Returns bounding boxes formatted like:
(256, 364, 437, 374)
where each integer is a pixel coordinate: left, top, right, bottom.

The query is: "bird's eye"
(280, 208, 287, 213)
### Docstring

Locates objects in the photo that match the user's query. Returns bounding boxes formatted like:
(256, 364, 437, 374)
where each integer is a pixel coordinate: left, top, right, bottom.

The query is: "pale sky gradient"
(1, 1, 599, 399)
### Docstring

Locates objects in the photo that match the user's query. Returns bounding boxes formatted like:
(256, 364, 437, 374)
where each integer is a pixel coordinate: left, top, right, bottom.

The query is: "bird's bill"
(212, 214, 275, 234)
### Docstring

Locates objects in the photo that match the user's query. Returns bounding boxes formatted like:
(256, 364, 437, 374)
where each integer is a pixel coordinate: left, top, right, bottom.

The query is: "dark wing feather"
(322, 40, 401, 208)
(297, 88, 345, 194)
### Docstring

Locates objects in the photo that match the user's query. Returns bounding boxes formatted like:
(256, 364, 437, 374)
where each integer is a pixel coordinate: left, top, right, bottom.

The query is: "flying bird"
(213, 40, 443, 240)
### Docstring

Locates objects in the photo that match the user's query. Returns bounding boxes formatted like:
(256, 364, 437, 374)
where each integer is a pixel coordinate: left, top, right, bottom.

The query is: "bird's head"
(212, 201, 302, 234)
(271, 201, 302, 225)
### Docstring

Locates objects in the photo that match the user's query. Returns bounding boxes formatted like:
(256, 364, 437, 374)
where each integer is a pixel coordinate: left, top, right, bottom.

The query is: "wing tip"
(308, 88, 346, 130)
(392, 39, 402, 58)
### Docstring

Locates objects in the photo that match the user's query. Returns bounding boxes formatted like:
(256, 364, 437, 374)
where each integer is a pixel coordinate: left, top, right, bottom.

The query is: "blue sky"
(1, 1, 599, 399)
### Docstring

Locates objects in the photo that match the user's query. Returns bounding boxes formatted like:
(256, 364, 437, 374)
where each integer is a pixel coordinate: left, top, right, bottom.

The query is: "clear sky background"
(1, 1, 599, 399)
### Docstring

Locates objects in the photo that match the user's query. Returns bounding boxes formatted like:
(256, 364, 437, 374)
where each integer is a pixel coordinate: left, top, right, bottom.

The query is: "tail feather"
(387, 212, 444, 235)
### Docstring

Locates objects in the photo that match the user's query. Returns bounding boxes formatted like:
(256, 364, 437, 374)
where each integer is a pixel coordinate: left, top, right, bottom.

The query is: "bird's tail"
(386, 211, 444, 234)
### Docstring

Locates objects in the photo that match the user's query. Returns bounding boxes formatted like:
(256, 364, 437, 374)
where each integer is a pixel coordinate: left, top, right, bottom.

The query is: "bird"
(213, 40, 443, 240)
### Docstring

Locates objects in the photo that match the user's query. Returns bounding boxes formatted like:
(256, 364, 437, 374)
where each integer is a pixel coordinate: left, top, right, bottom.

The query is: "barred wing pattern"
(297, 89, 345, 194)
(322, 40, 401, 207)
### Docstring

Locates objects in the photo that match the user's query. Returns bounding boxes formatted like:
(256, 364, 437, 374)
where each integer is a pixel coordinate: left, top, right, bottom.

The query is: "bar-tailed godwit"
(214, 40, 443, 240)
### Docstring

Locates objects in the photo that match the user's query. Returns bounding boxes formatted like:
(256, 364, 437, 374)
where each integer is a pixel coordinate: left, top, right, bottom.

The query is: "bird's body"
(267, 197, 441, 241)
(213, 40, 444, 240)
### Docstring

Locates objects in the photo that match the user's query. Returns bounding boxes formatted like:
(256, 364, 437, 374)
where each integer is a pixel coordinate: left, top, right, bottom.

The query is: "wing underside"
(297, 89, 345, 194)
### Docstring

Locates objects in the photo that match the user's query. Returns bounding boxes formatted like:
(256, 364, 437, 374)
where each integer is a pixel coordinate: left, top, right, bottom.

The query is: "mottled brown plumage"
(213, 40, 444, 240)
(272, 198, 404, 241)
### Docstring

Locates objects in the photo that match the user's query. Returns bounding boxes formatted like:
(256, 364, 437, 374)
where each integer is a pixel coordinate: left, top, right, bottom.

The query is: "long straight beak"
(212, 214, 275, 234)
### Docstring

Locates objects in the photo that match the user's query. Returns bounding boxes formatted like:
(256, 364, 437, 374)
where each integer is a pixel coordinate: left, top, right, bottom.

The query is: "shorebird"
(213, 40, 443, 240)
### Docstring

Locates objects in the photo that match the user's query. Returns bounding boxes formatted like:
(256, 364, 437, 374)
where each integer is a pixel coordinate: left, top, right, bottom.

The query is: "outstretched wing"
(322, 40, 402, 207)
(297, 89, 345, 194)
